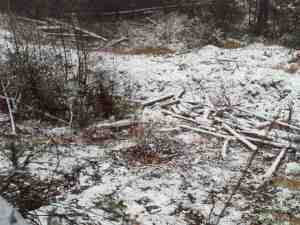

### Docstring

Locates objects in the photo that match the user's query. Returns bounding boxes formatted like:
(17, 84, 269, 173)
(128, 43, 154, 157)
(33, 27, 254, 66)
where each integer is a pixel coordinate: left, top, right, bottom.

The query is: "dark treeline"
(0, 0, 184, 18)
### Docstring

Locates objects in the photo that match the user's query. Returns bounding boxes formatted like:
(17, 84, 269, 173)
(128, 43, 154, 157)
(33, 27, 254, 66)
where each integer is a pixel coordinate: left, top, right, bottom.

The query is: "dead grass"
(223, 38, 242, 49)
(99, 46, 176, 56)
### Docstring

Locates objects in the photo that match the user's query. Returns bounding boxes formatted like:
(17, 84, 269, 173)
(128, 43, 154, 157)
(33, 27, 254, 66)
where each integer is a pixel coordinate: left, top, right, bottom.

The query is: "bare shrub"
(122, 122, 182, 166)
(0, 13, 134, 127)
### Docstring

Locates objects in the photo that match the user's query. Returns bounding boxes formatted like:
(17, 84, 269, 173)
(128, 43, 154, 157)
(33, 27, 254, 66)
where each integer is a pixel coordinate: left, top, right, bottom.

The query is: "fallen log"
(142, 94, 174, 107)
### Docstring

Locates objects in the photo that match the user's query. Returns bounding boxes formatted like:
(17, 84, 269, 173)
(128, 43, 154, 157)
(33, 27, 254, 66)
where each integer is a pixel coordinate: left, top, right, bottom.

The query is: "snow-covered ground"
(95, 44, 300, 120)
(1, 24, 300, 225)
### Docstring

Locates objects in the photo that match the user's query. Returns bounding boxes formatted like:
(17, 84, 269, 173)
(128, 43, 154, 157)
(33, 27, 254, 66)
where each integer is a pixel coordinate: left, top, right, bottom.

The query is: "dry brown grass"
(223, 38, 242, 49)
(99, 46, 176, 56)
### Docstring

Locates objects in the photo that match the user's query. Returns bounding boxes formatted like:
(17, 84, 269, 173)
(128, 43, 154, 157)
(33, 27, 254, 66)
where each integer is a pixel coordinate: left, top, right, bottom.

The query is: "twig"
(180, 125, 231, 139)
(16, 16, 47, 25)
(95, 119, 138, 129)
(214, 117, 278, 225)
(145, 16, 157, 25)
(160, 99, 180, 108)
(142, 94, 174, 107)
(214, 146, 259, 225)
(237, 108, 300, 132)
(36, 25, 62, 30)
(176, 87, 186, 99)
(104, 37, 129, 48)
(1, 82, 16, 135)
(46, 18, 108, 42)
(256, 148, 288, 188)
(221, 122, 257, 151)
(246, 136, 295, 149)
(25, 105, 69, 125)
(162, 109, 214, 129)
(222, 138, 230, 159)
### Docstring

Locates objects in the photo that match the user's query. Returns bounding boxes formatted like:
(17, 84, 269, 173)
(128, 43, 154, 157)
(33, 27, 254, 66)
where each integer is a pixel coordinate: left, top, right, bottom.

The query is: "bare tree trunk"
(256, 0, 270, 34)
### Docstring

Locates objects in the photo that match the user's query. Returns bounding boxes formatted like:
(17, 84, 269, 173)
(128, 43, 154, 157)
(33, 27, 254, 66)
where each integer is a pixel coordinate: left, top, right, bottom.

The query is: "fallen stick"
(176, 87, 186, 99)
(36, 25, 62, 30)
(160, 99, 180, 108)
(162, 109, 214, 130)
(104, 37, 129, 48)
(222, 123, 257, 151)
(142, 94, 174, 107)
(95, 1, 213, 17)
(1, 83, 16, 135)
(25, 105, 69, 125)
(16, 16, 47, 25)
(46, 18, 108, 42)
(180, 124, 294, 150)
(222, 138, 231, 159)
(44, 33, 90, 38)
(256, 148, 288, 189)
(145, 17, 157, 25)
(262, 148, 288, 180)
(180, 125, 232, 139)
(246, 136, 295, 149)
(0, 95, 14, 100)
(95, 119, 138, 129)
(237, 108, 300, 133)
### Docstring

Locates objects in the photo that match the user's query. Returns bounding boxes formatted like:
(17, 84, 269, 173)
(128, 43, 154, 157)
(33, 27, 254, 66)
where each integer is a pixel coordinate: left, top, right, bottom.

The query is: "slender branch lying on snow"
(104, 37, 129, 48)
(143, 94, 175, 107)
(160, 99, 180, 108)
(162, 109, 214, 130)
(45, 18, 108, 42)
(1, 81, 16, 135)
(222, 138, 231, 159)
(95, 119, 138, 129)
(180, 125, 232, 139)
(237, 107, 300, 133)
(256, 148, 288, 189)
(216, 118, 257, 151)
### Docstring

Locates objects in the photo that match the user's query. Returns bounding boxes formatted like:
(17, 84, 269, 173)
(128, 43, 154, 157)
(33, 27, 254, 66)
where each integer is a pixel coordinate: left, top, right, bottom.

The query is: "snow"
(93, 43, 300, 122)
(1, 24, 300, 225)
(0, 196, 28, 225)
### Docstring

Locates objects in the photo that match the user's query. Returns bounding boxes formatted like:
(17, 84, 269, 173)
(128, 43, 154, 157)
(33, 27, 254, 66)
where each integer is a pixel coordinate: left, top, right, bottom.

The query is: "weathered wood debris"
(140, 91, 300, 182)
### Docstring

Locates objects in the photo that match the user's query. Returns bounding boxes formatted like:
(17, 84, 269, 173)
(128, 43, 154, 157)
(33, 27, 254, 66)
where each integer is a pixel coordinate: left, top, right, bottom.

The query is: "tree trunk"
(256, 0, 270, 34)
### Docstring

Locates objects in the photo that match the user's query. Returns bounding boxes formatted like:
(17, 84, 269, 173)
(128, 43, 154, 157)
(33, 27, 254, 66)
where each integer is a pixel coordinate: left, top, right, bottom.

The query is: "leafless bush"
(0, 13, 132, 127)
(121, 122, 182, 166)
